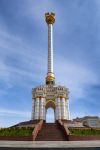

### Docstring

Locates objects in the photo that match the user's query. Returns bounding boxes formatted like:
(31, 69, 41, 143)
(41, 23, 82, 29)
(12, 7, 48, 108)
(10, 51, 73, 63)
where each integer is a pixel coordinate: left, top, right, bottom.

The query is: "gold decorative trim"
(46, 99, 55, 105)
(57, 96, 66, 99)
(46, 100, 56, 109)
(46, 75, 55, 81)
(60, 96, 66, 99)
(45, 12, 55, 24)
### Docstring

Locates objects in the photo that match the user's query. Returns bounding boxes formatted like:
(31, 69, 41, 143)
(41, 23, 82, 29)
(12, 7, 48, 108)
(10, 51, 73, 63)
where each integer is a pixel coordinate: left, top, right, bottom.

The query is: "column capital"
(45, 12, 55, 25)
(60, 96, 66, 99)
(36, 97, 40, 100)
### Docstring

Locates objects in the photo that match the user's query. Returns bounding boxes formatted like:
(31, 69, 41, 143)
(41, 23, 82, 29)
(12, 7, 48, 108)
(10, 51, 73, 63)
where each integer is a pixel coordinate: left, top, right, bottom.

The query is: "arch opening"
(46, 107, 55, 123)
(45, 100, 56, 123)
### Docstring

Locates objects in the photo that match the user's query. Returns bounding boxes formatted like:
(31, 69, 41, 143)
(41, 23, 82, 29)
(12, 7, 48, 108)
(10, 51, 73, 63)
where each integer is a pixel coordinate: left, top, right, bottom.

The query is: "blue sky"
(0, 0, 100, 127)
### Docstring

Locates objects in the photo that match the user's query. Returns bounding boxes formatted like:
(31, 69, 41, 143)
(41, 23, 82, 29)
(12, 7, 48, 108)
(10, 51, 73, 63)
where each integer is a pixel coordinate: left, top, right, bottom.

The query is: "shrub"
(69, 128, 100, 136)
(0, 127, 34, 136)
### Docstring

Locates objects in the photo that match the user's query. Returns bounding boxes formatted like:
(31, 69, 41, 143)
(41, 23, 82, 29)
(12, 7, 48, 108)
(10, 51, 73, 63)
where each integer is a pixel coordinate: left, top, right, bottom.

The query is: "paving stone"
(0, 141, 100, 149)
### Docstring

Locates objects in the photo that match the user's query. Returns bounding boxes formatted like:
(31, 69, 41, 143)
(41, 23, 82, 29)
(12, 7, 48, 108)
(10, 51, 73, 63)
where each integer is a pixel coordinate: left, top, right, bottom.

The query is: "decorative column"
(61, 97, 66, 120)
(45, 12, 55, 85)
(34, 97, 40, 120)
(68, 100, 70, 119)
(31, 98, 35, 120)
(65, 100, 70, 120)
(40, 97, 44, 119)
(57, 97, 61, 119)
(43, 98, 46, 120)
(55, 98, 58, 120)
(48, 23, 53, 73)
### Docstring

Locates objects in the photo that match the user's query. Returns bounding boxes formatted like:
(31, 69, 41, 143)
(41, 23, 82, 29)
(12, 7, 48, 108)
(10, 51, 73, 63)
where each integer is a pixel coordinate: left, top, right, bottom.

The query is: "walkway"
(0, 141, 100, 149)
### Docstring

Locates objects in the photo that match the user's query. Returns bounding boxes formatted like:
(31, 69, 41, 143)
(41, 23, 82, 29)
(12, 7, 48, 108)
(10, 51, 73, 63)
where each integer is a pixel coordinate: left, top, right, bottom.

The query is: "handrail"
(32, 120, 43, 141)
(58, 120, 71, 135)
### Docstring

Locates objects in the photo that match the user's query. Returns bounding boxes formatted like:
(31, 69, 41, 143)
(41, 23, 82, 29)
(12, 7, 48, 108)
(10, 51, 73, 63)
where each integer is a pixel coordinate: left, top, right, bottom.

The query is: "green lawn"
(0, 127, 34, 136)
(69, 128, 100, 136)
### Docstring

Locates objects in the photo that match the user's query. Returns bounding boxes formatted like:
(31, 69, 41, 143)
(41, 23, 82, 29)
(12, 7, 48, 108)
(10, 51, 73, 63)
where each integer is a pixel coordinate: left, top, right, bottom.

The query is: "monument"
(9, 13, 71, 141)
(0, 12, 100, 144)
(31, 12, 69, 121)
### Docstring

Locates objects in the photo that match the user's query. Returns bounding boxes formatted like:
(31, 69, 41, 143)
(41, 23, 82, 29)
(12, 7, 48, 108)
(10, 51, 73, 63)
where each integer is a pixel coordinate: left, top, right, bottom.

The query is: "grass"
(69, 128, 100, 136)
(0, 127, 34, 136)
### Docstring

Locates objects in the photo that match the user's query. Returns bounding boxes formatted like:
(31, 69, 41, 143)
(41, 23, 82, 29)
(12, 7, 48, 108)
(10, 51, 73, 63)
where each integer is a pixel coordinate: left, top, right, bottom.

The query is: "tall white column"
(45, 13, 55, 84)
(40, 97, 44, 119)
(61, 98, 66, 119)
(55, 98, 58, 120)
(57, 97, 61, 119)
(48, 24, 53, 73)
(31, 99, 35, 120)
(66, 100, 70, 120)
(34, 97, 40, 120)
(43, 98, 46, 120)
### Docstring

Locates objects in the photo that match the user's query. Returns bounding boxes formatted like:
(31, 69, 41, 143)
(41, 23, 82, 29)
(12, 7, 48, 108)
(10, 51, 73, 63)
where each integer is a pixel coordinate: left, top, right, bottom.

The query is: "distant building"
(73, 116, 100, 128)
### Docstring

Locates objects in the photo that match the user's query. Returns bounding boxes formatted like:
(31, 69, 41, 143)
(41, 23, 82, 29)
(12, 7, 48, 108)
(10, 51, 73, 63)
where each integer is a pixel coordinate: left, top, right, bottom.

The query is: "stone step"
(36, 122, 67, 141)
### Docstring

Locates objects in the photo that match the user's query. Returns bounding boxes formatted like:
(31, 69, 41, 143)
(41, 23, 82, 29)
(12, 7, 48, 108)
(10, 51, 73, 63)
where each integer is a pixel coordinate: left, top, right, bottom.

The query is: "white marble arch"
(45, 100, 56, 122)
(31, 97, 69, 121)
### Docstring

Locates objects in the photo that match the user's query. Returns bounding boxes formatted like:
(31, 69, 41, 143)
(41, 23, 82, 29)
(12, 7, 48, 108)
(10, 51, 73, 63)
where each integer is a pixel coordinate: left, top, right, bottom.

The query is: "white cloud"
(0, 108, 31, 118)
(17, 0, 65, 33)
(0, 24, 46, 89)
(0, 23, 99, 101)
(0, 61, 11, 85)
(55, 57, 99, 100)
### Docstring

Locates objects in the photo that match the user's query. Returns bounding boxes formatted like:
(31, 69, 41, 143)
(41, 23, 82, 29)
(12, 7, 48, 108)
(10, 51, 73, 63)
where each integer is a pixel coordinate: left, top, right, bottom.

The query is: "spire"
(45, 12, 55, 85)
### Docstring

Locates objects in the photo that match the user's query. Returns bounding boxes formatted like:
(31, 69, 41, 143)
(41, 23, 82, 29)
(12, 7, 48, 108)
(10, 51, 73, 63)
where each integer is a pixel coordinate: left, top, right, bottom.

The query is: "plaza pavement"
(0, 141, 100, 149)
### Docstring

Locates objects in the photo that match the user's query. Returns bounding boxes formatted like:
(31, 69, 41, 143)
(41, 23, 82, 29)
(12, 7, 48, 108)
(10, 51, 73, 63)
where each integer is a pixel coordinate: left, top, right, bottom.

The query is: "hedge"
(69, 128, 100, 136)
(0, 127, 34, 136)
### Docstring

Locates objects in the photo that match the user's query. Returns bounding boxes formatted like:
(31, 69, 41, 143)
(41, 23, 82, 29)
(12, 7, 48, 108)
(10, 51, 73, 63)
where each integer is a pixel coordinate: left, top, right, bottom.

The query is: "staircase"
(36, 122, 67, 141)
